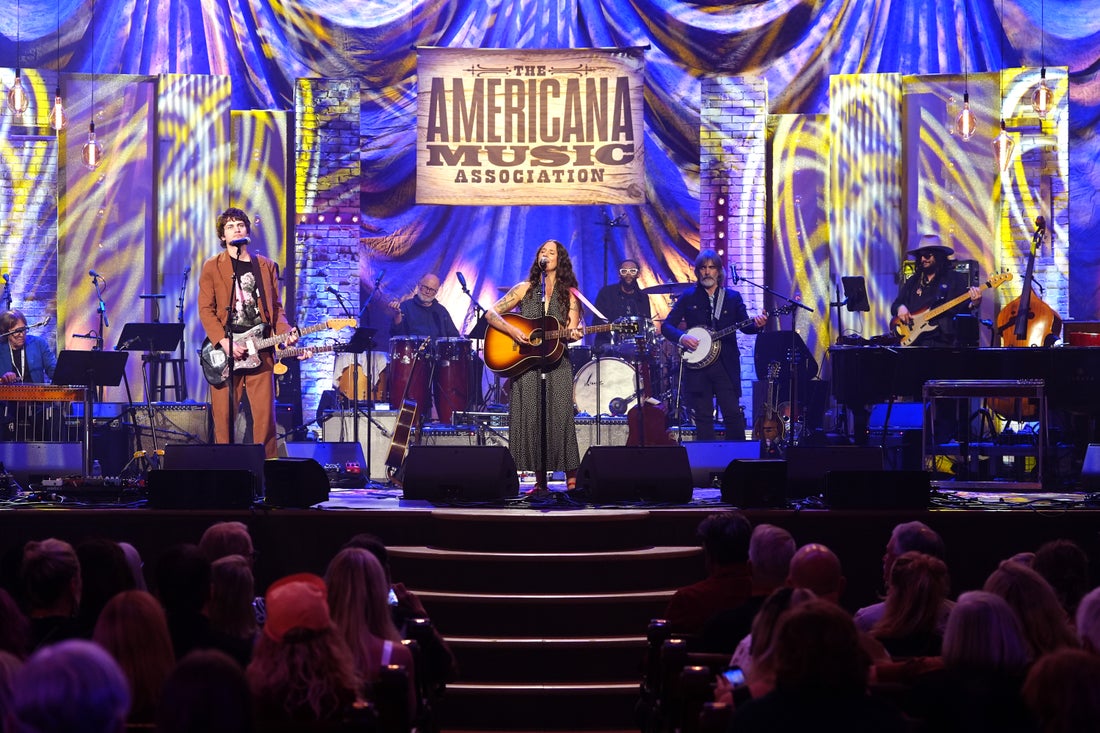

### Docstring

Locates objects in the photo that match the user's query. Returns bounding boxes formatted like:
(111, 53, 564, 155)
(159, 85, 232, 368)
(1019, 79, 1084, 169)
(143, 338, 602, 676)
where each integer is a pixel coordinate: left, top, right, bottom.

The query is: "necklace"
(916, 272, 935, 297)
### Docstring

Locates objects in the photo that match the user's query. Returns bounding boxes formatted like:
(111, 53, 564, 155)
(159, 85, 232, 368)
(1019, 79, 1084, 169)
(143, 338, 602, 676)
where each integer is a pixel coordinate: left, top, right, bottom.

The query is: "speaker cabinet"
(146, 469, 256, 509)
(0, 442, 83, 486)
(824, 470, 931, 510)
(682, 441, 761, 488)
(131, 403, 211, 452)
(400, 445, 519, 502)
(161, 443, 266, 494)
(576, 446, 693, 504)
(784, 445, 884, 499)
(320, 410, 399, 480)
(263, 458, 330, 508)
(721, 459, 788, 508)
(1081, 444, 1100, 492)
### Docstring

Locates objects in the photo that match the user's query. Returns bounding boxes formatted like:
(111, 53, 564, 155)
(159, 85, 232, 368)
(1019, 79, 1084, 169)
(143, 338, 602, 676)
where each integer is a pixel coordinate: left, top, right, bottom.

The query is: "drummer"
(391, 273, 463, 421)
(591, 258, 652, 355)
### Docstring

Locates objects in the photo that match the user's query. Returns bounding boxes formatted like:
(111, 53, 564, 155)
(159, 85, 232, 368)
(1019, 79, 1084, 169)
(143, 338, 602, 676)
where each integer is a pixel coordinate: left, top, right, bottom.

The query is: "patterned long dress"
(507, 289, 581, 473)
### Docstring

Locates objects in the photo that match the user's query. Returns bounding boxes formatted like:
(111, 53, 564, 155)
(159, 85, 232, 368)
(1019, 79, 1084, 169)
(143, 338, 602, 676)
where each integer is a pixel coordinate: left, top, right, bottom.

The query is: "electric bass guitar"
(892, 272, 1011, 347)
(682, 305, 795, 369)
(484, 314, 638, 379)
(200, 318, 355, 385)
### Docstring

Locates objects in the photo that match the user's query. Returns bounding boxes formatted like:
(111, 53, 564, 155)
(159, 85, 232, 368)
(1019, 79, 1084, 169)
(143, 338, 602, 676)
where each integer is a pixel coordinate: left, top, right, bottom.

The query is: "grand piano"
(830, 346, 1100, 416)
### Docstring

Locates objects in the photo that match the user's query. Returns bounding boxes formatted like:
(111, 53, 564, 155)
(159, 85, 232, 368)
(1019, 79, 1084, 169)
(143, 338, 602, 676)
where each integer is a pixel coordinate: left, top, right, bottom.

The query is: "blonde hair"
(325, 548, 402, 680)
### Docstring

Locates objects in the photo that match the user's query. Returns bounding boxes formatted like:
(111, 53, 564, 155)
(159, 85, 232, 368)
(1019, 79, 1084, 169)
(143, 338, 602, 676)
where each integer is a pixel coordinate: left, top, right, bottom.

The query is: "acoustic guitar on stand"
(891, 272, 1012, 347)
(484, 314, 637, 379)
(200, 318, 356, 385)
(385, 337, 431, 484)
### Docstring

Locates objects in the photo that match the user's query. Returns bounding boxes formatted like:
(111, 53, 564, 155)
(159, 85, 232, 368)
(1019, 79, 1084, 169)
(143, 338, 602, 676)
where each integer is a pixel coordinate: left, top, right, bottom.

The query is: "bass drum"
(573, 357, 639, 417)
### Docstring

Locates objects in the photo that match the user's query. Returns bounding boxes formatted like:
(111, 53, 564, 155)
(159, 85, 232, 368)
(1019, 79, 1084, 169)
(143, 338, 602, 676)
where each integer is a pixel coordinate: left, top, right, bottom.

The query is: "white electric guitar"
(681, 305, 794, 369)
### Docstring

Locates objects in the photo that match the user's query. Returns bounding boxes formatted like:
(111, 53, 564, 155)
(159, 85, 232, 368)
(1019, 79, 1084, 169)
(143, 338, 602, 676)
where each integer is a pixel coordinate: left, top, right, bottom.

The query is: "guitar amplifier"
(130, 403, 211, 453)
(320, 410, 399, 480)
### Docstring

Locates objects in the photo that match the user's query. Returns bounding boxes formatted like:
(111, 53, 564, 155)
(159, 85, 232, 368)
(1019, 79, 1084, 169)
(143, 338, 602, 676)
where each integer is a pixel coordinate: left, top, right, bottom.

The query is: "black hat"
(907, 234, 954, 259)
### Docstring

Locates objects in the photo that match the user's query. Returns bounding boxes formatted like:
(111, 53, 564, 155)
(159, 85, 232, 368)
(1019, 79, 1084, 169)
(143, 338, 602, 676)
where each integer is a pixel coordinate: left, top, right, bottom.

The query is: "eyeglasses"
(619, 268, 639, 275)
(418, 285, 438, 296)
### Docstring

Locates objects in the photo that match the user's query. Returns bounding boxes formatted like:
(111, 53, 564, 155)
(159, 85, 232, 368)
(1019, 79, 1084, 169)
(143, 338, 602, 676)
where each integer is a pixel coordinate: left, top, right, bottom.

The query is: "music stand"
(53, 350, 130, 476)
(336, 327, 382, 477)
(753, 331, 818, 408)
(115, 323, 186, 463)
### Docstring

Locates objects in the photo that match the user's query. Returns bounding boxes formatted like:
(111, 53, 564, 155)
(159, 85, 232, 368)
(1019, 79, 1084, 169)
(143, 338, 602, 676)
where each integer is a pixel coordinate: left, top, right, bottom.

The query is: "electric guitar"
(892, 272, 1011, 347)
(272, 342, 348, 376)
(200, 318, 355, 385)
(484, 314, 638, 379)
(682, 305, 795, 369)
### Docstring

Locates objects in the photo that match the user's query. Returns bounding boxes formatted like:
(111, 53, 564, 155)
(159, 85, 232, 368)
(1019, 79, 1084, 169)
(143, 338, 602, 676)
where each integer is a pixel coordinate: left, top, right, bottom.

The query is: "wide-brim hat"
(907, 234, 954, 259)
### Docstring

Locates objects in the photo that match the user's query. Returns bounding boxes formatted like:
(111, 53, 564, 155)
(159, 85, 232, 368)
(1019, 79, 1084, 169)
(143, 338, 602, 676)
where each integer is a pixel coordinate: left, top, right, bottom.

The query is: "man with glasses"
(393, 274, 460, 340)
(891, 235, 981, 347)
(592, 259, 652, 354)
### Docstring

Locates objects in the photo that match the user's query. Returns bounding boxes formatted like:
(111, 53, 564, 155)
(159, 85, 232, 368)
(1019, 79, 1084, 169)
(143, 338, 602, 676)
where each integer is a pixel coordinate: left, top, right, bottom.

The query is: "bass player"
(198, 207, 300, 458)
(660, 249, 767, 442)
(891, 234, 981, 347)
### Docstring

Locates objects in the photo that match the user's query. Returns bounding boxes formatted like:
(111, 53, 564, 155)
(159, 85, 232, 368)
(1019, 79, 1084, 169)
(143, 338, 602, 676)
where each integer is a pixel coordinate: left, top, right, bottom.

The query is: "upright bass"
(991, 216, 1061, 420)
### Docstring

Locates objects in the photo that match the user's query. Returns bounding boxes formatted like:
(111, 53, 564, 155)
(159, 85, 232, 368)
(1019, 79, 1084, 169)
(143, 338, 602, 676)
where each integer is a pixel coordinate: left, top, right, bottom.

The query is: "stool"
(143, 353, 188, 402)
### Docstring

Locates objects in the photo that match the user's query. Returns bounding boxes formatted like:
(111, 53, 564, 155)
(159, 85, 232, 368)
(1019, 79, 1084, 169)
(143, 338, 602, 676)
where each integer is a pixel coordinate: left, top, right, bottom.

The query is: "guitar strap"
(710, 289, 725, 327)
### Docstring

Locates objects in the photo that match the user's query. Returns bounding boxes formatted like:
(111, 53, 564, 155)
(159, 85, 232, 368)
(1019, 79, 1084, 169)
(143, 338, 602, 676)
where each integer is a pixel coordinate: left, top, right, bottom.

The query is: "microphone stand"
(91, 274, 110, 401)
(457, 276, 489, 422)
(224, 247, 242, 445)
(733, 271, 814, 444)
(354, 273, 384, 475)
(536, 264, 550, 495)
(595, 210, 629, 290)
(176, 267, 190, 401)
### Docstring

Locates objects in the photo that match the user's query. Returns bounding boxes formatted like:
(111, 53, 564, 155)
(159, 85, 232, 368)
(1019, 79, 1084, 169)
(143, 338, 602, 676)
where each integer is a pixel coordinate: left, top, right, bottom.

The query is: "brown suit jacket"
(198, 250, 291, 348)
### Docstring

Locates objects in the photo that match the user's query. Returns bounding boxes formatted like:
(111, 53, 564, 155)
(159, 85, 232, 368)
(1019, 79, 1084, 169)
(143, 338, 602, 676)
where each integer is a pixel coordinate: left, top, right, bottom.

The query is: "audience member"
(0, 650, 22, 733)
(246, 573, 363, 722)
(206, 554, 259, 667)
(1031, 539, 1090, 622)
(156, 649, 253, 733)
(726, 587, 816, 692)
(854, 521, 949, 632)
(326, 547, 417, 716)
(198, 521, 256, 564)
(786, 543, 846, 603)
(92, 590, 175, 724)
(906, 590, 1034, 733)
(1022, 648, 1100, 733)
(664, 511, 753, 633)
(344, 532, 456, 684)
(726, 599, 906, 732)
(153, 543, 217, 660)
(0, 588, 30, 659)
(871, 551, 950, 658)
(11, 639, 131, 733)
(1075, 585, 1100, 654)
(701, 524, 796, 654)
(117, 542, 147, 591)
(984, 560, 1078, 659)
(73, 538, 135, 637)
(20, 538, 83, 650)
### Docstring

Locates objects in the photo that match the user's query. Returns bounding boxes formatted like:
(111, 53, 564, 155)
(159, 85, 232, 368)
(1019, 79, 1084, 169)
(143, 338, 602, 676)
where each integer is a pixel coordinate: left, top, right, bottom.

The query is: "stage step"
(388, 545, 702, 594)
(446, 636, 647, 683)
(425, 508, 654, 552)
(436, 682, 641, 731)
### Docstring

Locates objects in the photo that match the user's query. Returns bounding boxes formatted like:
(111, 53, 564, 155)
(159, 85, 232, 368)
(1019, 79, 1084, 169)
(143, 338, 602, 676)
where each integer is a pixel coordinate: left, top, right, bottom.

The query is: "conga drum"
(435, 337, 472, 425)
(388, 335, 431, 412)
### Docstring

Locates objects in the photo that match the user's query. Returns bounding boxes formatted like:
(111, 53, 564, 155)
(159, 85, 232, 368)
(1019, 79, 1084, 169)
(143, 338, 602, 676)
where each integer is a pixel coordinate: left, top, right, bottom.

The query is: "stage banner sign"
(416, 47, 646, 206)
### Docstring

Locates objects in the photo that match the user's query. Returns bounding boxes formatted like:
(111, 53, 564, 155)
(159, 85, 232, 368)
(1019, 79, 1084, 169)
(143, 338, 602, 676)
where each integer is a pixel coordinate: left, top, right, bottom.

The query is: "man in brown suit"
(198, 207, 297, 458)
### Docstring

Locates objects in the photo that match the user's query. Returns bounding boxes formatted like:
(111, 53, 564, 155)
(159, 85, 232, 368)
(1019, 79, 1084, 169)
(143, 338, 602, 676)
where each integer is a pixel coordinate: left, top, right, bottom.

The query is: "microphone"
(538, 257, 549, 269)
(229, 237, 250, 247)
(1033, 215, 1047, 244)
(456, 272, 468, 290)
(374, 269, 385, 286)
(2, 273, 8, 282)
(326, 285, 340, 295)
(89, 270, 100, 279)
(729, 265, 740, 285)
(183, 265, 191, 277)
(35, 315, 51, 328)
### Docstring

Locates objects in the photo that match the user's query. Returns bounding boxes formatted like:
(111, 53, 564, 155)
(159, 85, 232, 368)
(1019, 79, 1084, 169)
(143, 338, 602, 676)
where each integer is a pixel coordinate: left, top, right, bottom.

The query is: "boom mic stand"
(90, 272, 110, 400)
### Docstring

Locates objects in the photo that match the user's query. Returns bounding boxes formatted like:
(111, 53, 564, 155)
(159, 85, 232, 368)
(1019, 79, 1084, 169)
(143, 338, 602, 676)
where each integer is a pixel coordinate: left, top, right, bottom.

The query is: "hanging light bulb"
(81, 121, 103, 169)
(993, 119, 1015, 172)
(1032, 68, 1053, 119)
(7, 70, 29, 114)
(955, 92, 976, 140)
(48, 85, 66, 131)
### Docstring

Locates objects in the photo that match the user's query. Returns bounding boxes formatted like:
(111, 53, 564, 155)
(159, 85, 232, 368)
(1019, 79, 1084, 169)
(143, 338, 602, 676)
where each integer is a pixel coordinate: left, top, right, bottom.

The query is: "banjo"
(681, 304, 794, 369)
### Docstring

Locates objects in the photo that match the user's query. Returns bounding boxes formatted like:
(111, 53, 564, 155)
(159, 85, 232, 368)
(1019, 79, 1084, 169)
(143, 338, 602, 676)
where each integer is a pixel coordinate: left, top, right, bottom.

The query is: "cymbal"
(641, 282, 694, 296)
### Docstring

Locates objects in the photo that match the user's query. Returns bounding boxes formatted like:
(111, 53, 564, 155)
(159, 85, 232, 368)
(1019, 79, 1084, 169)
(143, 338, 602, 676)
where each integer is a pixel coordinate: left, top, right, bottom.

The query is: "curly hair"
(216, 207, 251, 243)
(246, 627, 360, 721)
(525, 240, 578, 318)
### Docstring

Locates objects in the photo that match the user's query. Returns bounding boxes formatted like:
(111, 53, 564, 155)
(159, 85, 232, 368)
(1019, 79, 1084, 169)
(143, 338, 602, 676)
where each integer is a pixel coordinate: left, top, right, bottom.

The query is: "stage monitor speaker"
(146, 469, 255, 510)
(683, 441, 760, 488)
(401, 445, 519, 502)
(825, 469, 931, 510)
(721, 459, 788, 508)
(784, 445, 884, 499)
(162, 443, 266, 495)
(1082, 444, 1100, 492)
(263, 458, 330, 508)
(0, 442, 83, 487)
(577, 446, 693, 504)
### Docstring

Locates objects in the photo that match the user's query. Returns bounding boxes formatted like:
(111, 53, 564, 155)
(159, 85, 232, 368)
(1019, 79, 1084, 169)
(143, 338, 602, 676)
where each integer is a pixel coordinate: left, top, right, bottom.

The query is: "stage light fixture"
(1031, 0, 1053, 119)
(7, 0, 29, 114)
(992, 0, 1013, 172)
(49, 3, 65, 131)
(81, 121, 103, 169)
(954, 30, 976, 140)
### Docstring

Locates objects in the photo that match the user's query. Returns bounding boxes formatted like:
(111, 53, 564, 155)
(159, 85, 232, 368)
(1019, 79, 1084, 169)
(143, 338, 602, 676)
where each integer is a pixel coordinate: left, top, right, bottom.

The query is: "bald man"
(393, 274, 460, 340)
(787, 543, 847, 604)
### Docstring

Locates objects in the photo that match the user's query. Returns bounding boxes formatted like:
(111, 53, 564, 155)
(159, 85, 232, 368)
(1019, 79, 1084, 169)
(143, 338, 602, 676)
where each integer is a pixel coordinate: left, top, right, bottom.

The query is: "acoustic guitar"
(200, 317, 355, 385)
(484, 314, 636, 379)
(384, 337, 431, 482)
(892, 272, 1012, 347)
